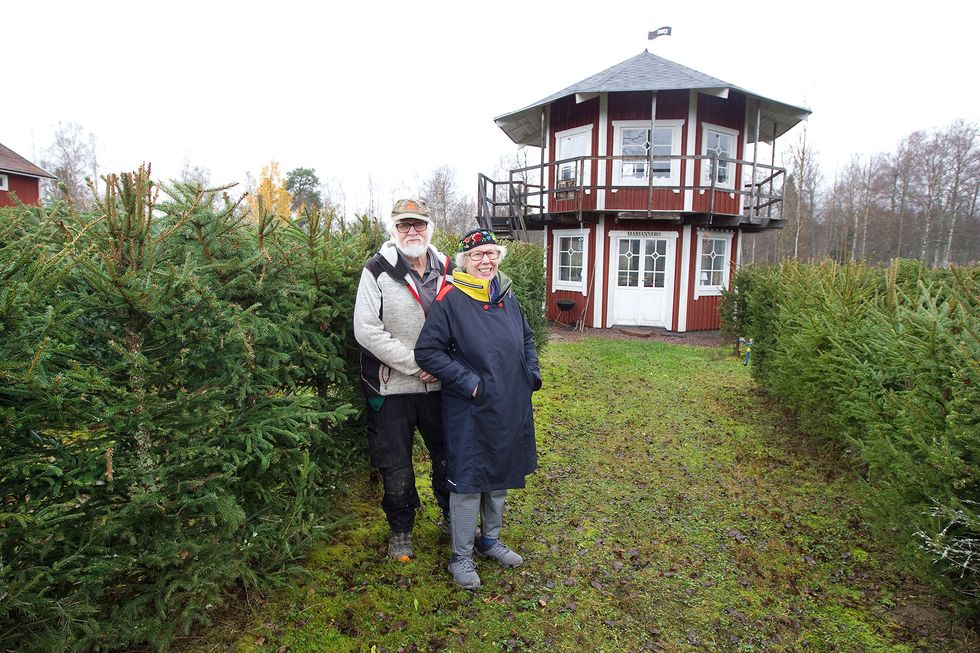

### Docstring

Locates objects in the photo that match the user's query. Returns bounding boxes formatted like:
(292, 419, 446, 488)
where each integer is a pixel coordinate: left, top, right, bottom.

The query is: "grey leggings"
(449, 490, 507, 558)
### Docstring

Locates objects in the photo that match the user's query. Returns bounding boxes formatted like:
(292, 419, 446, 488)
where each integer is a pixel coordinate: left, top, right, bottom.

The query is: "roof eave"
(0, 168, 57, 180)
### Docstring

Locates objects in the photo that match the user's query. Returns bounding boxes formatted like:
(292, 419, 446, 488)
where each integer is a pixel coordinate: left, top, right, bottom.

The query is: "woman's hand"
(419, 371, 437, 383)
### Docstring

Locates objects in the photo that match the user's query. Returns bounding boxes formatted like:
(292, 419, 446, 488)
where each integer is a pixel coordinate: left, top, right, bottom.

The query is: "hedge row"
(721, 259, 979, 602)
(0, 168, 547, 651)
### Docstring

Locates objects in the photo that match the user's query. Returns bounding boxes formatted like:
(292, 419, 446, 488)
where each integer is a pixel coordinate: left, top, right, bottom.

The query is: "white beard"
(398, 241, 429, 258)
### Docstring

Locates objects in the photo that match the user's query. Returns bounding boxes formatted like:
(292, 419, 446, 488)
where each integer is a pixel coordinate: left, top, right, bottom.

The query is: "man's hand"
(419, 371, 437, 383)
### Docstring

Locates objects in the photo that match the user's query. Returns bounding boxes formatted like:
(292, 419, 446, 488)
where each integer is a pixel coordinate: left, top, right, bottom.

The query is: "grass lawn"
(185, 338, 977, 652)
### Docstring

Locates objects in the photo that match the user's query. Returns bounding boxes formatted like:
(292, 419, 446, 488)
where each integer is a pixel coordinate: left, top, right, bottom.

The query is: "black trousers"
(366, 393, 449, 533)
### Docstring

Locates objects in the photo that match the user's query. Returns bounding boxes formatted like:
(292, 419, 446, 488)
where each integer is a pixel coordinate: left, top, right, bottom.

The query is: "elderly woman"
(415, 228, 542, 590)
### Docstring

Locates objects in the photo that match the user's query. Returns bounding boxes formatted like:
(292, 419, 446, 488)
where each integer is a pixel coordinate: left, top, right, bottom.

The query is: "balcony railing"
(478, 154, 786, 236)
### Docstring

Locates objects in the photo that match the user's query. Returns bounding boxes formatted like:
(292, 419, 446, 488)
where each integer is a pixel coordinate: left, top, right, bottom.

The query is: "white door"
(610, 234, 675, 327)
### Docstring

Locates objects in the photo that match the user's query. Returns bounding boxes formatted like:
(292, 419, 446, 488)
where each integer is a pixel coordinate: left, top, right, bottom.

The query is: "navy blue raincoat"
(415, 271, 541, 494)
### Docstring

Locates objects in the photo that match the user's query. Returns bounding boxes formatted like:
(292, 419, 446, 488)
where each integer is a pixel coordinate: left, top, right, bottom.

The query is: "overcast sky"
(4, 0, 978, 215)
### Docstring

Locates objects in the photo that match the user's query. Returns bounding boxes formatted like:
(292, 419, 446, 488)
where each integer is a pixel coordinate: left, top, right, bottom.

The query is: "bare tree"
(938, 120, 979, 267)
(886, 131, 925, 259)
(920, 135, 945, 263)
(419, 165, 477, 235)
(179, 159, 211, 189)
(785, 126, 821, 259)
(41, 122, 98, 209)
(859, 155, 877, 261)
(365, 174, 380, 221)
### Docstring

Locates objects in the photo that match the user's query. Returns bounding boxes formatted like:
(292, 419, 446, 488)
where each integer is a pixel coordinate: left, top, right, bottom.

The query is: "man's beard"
(398, 239, 430, 258)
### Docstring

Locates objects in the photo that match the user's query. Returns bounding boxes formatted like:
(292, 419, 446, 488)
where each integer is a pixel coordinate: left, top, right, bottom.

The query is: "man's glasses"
(466, 250, 501, 261)
(395, 221, 429, 233)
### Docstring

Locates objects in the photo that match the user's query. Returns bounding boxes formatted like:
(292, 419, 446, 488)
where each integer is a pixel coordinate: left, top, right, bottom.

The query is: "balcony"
(478, 154, 787, 239)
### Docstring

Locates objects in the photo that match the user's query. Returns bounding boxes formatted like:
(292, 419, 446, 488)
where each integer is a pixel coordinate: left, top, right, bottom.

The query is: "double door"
(609, 232, 677, 328)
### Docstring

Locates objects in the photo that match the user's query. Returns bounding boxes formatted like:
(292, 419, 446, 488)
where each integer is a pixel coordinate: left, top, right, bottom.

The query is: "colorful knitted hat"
(458, 228, 498, 252)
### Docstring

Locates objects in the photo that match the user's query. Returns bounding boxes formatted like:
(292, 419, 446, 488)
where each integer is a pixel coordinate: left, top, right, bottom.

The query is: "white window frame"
(554, 124, 593, 187)
(551, 228, 589, 292)
(693, 230, 733, 299)
(701, 123, 739, 190)
(0, 174, 8, 191)
(611, 120, 683, 187)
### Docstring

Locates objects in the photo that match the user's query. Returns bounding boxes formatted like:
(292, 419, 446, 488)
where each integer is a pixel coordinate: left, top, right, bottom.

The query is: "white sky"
(4, 0, 978, 215)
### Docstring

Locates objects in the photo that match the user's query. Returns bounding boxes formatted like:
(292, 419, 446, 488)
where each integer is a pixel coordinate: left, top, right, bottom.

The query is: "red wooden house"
(0, 142, 55, 207)
(477, 51, 809, 331)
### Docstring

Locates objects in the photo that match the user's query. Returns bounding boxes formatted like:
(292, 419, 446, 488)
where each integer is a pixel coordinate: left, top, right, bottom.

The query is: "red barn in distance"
(477, 50, 810, 331)
(0, 142, 55, 207)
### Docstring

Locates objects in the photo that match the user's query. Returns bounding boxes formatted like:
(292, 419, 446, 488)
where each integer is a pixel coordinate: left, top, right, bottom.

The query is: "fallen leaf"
(727, 528, 747, 544)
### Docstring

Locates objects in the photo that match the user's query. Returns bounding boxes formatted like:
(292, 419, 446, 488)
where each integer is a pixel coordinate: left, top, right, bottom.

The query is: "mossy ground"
(183, 339, 976, 652)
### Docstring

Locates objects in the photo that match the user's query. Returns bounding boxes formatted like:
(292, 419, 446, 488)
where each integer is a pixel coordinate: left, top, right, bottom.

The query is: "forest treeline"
(743, 120, 978, 266)
(33, 119, 978, 269)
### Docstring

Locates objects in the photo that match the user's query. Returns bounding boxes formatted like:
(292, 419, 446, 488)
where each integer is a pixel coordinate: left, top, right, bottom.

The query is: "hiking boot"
(387, 531, 413, 562)
(476, 539, 523, 568)
(447, 555, 481, 589)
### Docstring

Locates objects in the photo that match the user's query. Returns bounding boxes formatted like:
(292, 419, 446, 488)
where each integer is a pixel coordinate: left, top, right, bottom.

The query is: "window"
(617, 238, 640, 287)
(0, 174, 8, 191)
(701, 123, 738, 189)
(612, 120, 683, 186)
(617, 237, 668, 288)
(694, 231, 733, 298)
(555, 125, 592, 185)
(644, 239, 668, 288)
(552, 229, 588, 292)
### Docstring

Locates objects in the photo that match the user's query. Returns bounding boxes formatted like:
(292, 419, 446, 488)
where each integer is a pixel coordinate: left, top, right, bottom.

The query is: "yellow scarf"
(450, 270, 492, 302)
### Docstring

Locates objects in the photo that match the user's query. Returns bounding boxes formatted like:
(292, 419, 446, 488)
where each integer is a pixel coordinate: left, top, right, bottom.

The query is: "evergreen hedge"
(0, 169, 385, 651)
(0, 175, 549, 651)
(721, 260, 980, 603)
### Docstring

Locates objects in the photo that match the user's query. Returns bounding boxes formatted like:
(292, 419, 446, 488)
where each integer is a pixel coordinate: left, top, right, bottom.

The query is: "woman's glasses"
(395, 221, 429, 233)
(466, 250, 500, 261)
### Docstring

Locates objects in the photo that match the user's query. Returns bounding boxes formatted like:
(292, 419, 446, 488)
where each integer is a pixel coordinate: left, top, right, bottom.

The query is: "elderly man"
(353, 198, 454, 561)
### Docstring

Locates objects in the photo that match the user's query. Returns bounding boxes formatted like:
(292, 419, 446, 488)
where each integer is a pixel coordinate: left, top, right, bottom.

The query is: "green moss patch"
(187, 339, 976, 652)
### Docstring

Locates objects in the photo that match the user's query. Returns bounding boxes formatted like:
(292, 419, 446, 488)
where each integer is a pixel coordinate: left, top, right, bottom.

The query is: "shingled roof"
(495, 50, 810, 146)
(0, 142, 56, 179)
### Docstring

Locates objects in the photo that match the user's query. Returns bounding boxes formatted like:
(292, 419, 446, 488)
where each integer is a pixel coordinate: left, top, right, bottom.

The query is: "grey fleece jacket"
(353, 241, 453, 396)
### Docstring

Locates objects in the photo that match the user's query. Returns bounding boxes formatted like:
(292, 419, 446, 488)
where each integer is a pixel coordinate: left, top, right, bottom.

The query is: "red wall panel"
(549, 96, 599, 213)
(693, 91, 746, 216)
(0, 173, 41, 207)
(685, 229, 739, 331)
(544, 223, 599, 327)
(604, 90, 689, 213)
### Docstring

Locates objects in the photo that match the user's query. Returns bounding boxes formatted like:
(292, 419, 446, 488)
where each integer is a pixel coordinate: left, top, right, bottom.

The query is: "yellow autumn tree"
(247, 161, 293, 224)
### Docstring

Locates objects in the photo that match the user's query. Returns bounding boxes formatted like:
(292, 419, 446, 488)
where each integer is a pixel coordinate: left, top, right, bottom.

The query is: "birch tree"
(41, 122, 98, 209)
